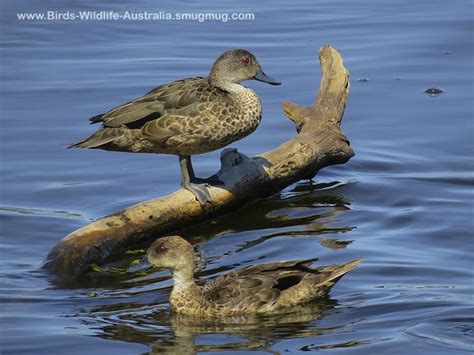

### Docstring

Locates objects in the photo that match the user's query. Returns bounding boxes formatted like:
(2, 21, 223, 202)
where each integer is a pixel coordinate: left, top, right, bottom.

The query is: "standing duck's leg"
(179, 155, 212, 206)
(184, 154, 196, 181)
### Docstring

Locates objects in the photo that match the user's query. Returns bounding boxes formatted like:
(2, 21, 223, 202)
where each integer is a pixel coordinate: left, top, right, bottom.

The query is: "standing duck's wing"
(90, 77, 222, 128)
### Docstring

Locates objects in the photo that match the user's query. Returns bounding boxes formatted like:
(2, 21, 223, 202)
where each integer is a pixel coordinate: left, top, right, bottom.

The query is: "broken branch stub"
(44, 45, 354, 280)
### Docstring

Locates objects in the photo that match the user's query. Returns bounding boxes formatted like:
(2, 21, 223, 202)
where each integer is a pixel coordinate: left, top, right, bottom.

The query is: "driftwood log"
(44, 45, 353, 280)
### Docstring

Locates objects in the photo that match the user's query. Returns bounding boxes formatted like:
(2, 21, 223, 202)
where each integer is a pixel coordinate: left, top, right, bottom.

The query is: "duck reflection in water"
(90, 296, 353, 353)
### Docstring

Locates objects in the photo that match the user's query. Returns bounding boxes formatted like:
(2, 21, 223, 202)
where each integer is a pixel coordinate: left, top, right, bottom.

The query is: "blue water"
(1, 0, 473, 354)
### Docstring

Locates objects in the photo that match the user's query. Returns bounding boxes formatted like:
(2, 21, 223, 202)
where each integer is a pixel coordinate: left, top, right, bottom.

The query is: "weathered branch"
(44, 45, 353, 280)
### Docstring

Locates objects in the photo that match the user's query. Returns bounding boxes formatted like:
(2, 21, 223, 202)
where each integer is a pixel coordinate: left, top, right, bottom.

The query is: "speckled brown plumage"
(71, 50, 275, 156)
(146, 236, 362, 317)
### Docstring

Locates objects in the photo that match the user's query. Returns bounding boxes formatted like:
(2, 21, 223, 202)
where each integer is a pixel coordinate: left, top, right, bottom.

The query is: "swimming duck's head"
(209, 49, 281, 87)
(147, 236, 196, 272)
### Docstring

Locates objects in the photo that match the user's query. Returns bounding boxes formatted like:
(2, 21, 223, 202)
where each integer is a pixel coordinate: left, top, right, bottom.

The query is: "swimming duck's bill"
(253, 68, 281, 85)
(127, 256, 154, 273)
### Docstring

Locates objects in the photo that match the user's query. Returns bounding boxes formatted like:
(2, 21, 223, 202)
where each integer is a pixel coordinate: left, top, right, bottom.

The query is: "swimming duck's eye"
(157, 244, 167, 254)
(241, 56, 250, 65)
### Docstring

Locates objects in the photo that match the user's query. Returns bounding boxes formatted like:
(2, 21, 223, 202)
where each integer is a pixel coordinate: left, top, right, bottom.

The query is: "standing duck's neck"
(208, 72, 246, 93)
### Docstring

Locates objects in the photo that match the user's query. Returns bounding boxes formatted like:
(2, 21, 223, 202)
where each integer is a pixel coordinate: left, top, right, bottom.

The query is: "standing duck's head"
(209, 49, 281, 89)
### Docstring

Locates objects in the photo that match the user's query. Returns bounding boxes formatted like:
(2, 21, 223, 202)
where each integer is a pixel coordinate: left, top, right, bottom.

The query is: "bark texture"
(44, 45, 353, 280)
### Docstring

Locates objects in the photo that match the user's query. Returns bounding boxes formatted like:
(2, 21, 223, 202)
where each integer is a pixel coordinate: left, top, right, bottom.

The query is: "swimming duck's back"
(202, 259, 362, 314)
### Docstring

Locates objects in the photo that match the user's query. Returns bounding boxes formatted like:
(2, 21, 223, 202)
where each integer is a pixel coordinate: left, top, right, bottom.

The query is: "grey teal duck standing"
(141, 236, 362, 317)
(70, 49, 280, 205)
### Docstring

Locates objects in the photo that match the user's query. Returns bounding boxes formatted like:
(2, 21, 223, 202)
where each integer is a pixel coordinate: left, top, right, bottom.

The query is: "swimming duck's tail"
(275, 259, 363, 308)
(316, 259, 363, 288)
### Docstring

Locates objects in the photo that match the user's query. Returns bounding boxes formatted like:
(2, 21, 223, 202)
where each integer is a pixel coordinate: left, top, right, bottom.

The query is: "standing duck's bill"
(69, 49, 280, 206)
(141, 236, 362, 317)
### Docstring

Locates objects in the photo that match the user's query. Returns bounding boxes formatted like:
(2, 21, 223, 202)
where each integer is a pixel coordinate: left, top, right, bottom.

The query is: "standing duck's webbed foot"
(179, 155, 222, 207)
(183, 181, 213, 206)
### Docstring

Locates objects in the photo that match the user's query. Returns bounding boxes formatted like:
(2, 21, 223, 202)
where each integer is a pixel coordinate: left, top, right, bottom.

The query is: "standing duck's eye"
(157, 244, 167, 254)
(241, 56, 250, 65)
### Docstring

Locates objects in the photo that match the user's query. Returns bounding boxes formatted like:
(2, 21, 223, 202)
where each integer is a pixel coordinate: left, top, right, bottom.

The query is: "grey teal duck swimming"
(142, 236, 362, 317)
(70, 49, 280, 205)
